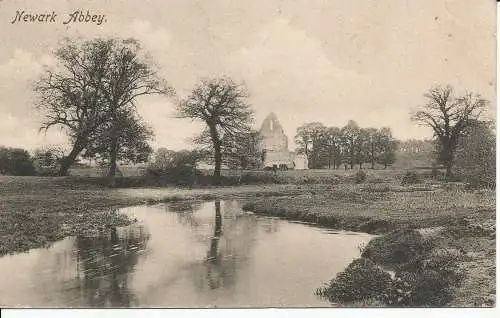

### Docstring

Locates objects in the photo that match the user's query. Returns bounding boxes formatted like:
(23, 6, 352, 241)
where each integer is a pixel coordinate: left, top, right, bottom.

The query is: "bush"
(0, 147, 36, 176)
(361, 229, 434, 267)
(32, 146, 65, 176)
(317, 258, 392, 303)
(147, 164, 202, 186)
(400, 170, 421, 185)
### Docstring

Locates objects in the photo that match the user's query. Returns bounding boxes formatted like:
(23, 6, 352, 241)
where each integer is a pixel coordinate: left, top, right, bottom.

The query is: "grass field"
(0, 167, 495, 307)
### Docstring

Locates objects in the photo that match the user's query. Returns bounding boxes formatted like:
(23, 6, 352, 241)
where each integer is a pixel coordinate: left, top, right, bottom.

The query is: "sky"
(0, 0, 496, 152)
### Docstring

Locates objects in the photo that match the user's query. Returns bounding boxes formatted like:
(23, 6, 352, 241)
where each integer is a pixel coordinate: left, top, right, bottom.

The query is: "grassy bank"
(241, 183, 495, 307)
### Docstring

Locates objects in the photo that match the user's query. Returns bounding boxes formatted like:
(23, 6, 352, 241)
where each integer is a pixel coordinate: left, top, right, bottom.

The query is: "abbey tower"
(259, 113, 308, 170)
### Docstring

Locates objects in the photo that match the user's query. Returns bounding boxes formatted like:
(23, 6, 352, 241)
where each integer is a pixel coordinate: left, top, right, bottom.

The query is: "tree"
(355, 128, 370, 169)
(363, 128, 379, 169)
(148, 148, 177, 172)
(323, 127, 342, 169)
(177, 77, 254, 184)
(411, 85, 487, 177)
(294, 122, 327, 168)
(82, 110, 154, 170)
(454, 120, 495, 188)
(376, 127, 398, 169)
(223, 129, 262, 170)
(340, 120, 361, 169)
(35, 37, 172, 176)
(32, 145, 66, 176)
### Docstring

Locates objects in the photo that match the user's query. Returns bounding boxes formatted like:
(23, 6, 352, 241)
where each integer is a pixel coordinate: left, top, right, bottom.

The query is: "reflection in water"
(186, 200, 258, 293)
(166, 201, 202, 213)
(207, 201, 223, 262)
(0, 201, 373, 308)
(206, 201, 223, 289)
(71, 226, 150, 307)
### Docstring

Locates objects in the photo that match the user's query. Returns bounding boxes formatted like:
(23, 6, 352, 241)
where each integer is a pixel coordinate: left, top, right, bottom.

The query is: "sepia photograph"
(0, 0, 496, 311)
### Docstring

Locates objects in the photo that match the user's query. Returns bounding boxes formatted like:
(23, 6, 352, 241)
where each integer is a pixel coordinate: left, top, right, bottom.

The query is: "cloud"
(227, 18, 377, 143)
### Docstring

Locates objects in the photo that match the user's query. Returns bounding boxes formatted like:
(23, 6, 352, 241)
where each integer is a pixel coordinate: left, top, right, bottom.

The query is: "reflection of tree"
(187, 200, 258, 292)
(72, 225, 150, 307)
(207, 201, 223, 262)
(205, 200, 224, 289)
(260, 217, 280, 234)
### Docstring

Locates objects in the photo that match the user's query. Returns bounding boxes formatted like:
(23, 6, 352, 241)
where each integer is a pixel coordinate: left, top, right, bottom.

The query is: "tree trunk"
(108, 134, 118, 178)
(444, 162, 453, 180)
(371, 144, 375, 169)
(209, 124, 222, 185)
(58, 140, 85, 176)
(441, 138, 455, 181)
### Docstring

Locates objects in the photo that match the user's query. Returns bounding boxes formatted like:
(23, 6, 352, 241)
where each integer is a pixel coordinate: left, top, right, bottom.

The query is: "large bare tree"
(35, 37, 173, 176)
(177, 77, 254, 184)
(411, 85, 487, 177)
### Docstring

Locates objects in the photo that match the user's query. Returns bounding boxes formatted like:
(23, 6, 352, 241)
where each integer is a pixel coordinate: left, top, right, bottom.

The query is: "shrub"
(361, 229, 434, 267)
(32, 146, 65, 176)
(317, 258, 392, 303)
(400, 170, 421, 185)
(0, 147, 36, 176)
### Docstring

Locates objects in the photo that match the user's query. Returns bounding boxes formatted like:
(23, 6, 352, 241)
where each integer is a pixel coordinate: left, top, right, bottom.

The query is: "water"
(0, 200, 373, 308)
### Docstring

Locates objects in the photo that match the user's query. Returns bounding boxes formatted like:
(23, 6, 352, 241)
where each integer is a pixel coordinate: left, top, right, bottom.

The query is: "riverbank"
(241, 183, 496, 307)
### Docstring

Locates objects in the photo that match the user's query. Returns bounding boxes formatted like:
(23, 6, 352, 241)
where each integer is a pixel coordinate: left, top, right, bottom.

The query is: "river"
(0, 200, 373, 308)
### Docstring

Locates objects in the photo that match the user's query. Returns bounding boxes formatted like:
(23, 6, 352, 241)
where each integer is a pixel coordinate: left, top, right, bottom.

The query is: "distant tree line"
(294, 120, 398, 169)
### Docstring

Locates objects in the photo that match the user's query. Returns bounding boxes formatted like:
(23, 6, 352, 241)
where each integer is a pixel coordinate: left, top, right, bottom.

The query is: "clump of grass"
(386, 249, 465, 306)
(400, 170, 421, 186)
(361, 229, 434, 267)
(316, 258, 392, 303)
